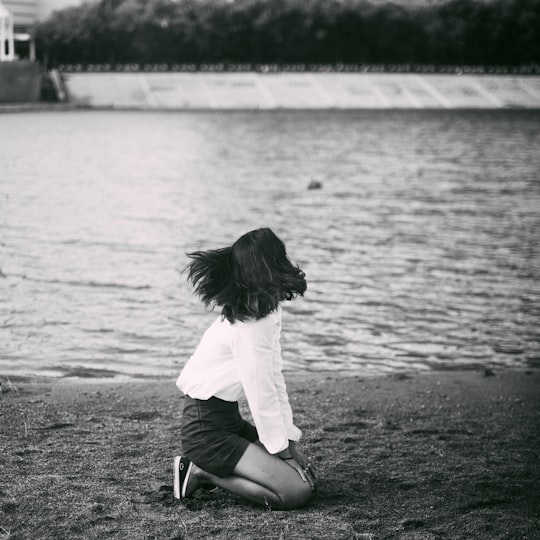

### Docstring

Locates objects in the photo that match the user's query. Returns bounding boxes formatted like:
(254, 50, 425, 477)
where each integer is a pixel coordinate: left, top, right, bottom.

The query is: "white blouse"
(176, 307, 302, 454)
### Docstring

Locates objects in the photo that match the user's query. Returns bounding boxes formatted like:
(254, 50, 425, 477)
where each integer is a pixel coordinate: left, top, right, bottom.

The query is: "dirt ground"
(1, 369, 538, 539)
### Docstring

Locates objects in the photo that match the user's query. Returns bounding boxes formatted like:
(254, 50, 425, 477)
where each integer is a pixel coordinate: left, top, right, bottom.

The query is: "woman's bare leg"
(186, 443, 313, 509)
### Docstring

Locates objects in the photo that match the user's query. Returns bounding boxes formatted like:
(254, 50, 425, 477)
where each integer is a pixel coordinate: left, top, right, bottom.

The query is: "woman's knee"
(278, 481, 313, 510)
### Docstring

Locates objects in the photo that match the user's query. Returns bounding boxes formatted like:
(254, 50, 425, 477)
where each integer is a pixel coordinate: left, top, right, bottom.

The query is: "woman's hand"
(282, 442, 318, 489)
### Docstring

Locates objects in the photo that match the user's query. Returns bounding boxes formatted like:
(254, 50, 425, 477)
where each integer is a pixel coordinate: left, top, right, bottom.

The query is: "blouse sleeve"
(232, 312, 301, 454)
(273, 315, 302, 442)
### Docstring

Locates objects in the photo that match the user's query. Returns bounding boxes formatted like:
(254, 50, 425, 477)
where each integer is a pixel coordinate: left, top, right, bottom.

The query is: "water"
(1, 110, 539, 379)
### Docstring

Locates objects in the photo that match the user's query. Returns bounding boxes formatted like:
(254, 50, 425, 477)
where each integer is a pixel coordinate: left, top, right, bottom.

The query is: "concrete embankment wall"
(62, 72, 540, 109)
(0, 62, 41, 103)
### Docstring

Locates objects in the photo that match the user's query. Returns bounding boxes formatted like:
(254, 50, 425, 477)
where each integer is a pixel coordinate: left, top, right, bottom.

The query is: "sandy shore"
(1, 369, 538, 539)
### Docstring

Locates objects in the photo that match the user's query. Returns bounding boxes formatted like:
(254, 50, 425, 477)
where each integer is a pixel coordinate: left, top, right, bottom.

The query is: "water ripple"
(1, 110, 539, 378)
(6, 274, 152, 291)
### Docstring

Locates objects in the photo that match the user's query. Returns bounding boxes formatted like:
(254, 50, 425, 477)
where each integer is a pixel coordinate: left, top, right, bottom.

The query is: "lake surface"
(1, 110, 539, 379)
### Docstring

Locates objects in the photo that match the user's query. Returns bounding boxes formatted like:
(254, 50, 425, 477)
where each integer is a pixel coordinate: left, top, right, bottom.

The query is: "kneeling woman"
(174, 228, 318, 509)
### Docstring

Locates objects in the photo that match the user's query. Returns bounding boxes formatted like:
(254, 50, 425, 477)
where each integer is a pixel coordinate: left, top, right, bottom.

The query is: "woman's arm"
(273, 309, 301, 443)
(232, 313, 292, 455)
(274, 365, 302, 442)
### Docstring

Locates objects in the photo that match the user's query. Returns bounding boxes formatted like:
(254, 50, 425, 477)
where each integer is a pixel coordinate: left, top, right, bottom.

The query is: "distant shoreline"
(1, 72, 540, 111)
(1, 70, 540, 111)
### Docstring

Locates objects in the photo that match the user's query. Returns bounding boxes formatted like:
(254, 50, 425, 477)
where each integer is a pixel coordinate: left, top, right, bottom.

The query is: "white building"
(2, 1, 37, 31)
(3, 0, 85, 31)
(1, 0, 84, 60)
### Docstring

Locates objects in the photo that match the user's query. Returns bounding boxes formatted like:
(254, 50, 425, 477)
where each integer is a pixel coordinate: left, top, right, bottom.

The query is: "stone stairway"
(63, 72, 540, 109)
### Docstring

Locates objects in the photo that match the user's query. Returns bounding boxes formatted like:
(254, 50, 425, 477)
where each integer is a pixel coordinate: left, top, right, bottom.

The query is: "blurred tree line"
(36, 0, 540, 67)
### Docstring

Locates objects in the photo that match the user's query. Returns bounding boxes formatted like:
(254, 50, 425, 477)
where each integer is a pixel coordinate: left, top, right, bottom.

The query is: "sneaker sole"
(181, 460, 193, 499)
(173, 456, 181, 499)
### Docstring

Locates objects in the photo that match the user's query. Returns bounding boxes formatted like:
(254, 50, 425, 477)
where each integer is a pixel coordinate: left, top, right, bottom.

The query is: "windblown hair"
(185, 228, 306, 323)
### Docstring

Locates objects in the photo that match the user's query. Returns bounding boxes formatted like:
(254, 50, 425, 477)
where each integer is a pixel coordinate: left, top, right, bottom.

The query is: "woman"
(174, 228, 318, 509)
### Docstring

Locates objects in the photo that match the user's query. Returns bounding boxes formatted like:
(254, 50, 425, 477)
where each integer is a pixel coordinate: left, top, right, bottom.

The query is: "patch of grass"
(0, 371, 538, 539)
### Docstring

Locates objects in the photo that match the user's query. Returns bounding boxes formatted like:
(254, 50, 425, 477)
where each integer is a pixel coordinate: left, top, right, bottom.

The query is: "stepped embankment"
(62, 72, 540, 109)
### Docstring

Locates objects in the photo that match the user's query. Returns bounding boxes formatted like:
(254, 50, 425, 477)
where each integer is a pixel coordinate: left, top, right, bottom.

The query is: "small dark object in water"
(483, 367, 495, 377)
(307, 180, 322, 190)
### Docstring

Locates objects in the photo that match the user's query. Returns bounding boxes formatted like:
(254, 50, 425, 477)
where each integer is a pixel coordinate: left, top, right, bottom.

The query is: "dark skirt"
(180, 395, 259, 477)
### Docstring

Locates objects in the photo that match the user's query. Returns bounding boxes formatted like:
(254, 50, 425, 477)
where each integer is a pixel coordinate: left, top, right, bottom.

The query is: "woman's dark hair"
(185, 228, 306, 323)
